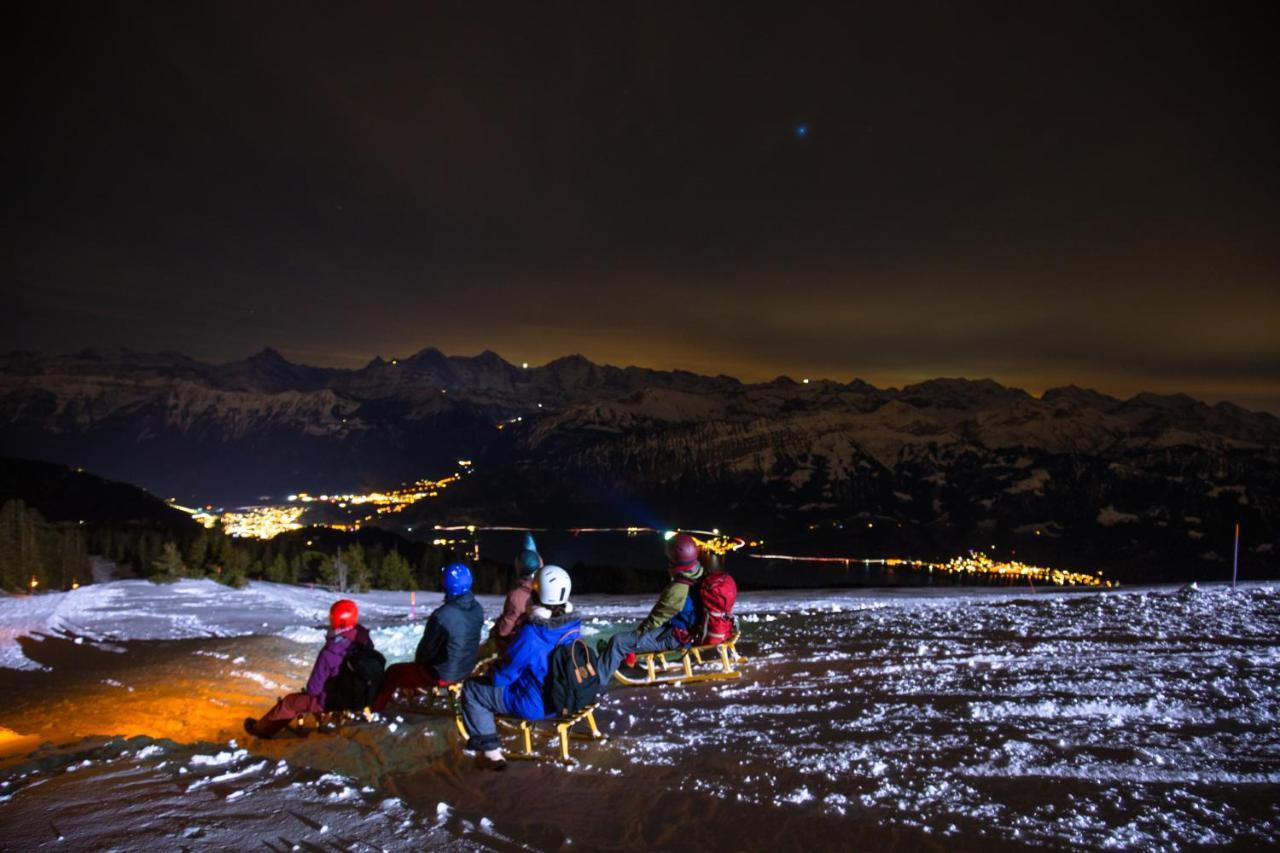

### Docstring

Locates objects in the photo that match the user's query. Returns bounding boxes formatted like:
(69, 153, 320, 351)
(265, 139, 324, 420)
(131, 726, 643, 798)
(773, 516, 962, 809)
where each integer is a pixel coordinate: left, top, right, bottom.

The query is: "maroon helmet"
(665, 533, 699, 571)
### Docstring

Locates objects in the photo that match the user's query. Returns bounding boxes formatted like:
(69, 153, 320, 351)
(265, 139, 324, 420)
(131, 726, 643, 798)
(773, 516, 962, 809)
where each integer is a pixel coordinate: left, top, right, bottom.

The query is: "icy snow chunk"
(782, 787, 815, 804)
(189, 749, 247, 767)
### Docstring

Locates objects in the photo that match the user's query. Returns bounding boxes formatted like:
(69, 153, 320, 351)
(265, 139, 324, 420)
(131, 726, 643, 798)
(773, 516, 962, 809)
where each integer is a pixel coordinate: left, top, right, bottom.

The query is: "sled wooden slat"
(461, 704, 604, 764)
(612, 632, 747, 687)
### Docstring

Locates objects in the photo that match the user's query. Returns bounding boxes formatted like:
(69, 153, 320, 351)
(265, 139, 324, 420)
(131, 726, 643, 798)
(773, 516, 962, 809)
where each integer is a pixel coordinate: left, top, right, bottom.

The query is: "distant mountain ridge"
(2, 347, 1276, 579)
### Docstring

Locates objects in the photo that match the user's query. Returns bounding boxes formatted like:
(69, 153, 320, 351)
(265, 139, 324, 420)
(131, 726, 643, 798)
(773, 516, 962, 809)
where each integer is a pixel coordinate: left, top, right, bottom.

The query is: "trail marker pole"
(1232, 523, 1240, 589)
(410, 590, 417, 620)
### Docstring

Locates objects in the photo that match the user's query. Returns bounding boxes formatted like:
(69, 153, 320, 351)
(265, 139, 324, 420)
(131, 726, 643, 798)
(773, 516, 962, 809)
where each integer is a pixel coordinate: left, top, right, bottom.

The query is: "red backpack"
(697, 571, 738, 645)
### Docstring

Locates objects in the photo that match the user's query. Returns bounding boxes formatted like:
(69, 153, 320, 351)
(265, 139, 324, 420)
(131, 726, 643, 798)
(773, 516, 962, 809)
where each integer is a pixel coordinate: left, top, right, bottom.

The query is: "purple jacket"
(305, 624, 373, 706)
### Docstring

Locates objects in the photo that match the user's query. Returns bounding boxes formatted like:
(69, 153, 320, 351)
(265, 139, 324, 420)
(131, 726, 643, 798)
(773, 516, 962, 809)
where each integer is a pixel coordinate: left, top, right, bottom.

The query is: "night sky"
(6, 3, 1278, 410)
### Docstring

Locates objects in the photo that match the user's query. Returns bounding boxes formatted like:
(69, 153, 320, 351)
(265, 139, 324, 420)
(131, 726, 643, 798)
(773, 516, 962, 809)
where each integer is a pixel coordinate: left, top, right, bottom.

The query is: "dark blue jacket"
(415, 592, 484, 683)
(492, 614, 581, 719)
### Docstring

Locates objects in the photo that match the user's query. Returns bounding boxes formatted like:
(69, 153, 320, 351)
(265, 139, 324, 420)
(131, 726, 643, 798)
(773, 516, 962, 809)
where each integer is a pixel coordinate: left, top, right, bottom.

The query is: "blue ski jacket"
(415, 591, 484, 683)
(492, 613, 581, 719)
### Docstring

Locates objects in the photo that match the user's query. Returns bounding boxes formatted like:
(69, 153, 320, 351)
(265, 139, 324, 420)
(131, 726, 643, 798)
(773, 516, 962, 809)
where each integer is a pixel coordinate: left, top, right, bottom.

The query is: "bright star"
(795, 124, 809, 138)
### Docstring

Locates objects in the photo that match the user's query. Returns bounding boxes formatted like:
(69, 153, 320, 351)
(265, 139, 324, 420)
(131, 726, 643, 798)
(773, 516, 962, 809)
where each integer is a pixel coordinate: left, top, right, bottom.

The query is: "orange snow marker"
(612, 631, 748, 687)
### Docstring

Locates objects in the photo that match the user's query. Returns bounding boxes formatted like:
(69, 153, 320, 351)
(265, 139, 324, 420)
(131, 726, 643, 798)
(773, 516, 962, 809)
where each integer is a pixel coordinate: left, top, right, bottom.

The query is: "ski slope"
(1, 579, 1277, 849)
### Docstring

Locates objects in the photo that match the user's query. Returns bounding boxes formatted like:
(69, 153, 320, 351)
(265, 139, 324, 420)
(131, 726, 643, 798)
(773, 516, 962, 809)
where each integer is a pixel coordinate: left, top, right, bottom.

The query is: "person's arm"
(305, 636, 344, 697)
(492, 628, 538, 687)
(415, 613, 446, 668)
(637, 581, 687, 632)
(494, 588, 527, 638)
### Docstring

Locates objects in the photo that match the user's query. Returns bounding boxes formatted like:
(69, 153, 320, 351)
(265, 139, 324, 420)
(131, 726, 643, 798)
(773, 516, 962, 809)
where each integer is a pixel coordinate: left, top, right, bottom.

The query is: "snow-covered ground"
(1, 579, 1278, 849)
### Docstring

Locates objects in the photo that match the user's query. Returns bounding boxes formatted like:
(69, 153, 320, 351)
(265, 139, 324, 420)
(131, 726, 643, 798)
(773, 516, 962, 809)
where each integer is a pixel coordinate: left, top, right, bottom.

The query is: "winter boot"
(476, 749, 507, 772)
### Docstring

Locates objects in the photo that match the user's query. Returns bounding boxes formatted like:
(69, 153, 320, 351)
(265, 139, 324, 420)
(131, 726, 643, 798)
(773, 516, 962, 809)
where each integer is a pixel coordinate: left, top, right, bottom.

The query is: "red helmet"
(665, 533, 699, 570)
(329, 599, 358, 630)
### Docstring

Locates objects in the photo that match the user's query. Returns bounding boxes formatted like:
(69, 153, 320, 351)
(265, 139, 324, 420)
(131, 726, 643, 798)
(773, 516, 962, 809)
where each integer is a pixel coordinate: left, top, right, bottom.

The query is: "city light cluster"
(938, 552, 1110, 586)
(208, 504, 307, 539)
(287, 473, 460, 514)
(749, 550, 1110, 587)
(177, 465, 474, 540)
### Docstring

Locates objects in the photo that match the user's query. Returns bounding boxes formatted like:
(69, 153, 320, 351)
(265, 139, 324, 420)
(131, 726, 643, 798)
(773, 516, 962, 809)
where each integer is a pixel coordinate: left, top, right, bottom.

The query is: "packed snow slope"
(1, 579, 1278, 850)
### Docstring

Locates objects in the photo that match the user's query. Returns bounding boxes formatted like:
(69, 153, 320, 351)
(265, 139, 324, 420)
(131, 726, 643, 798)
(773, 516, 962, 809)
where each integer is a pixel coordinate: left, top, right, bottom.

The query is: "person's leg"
(460, 680, 508, 753)
(598, 626, 682, 683)
(250, 692, 323, 737)
(370, 662, 438, 712)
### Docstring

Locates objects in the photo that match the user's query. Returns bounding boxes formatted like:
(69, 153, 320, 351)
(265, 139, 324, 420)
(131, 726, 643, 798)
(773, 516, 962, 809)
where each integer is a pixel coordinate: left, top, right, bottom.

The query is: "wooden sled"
(487, 704, 605, 764)
(382, 654, 499, 737)
(611, 632, 747, 687)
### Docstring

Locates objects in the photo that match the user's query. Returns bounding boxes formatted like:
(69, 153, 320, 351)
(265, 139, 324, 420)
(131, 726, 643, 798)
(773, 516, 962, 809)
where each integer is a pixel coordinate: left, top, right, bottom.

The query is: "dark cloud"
(4, 2, 1278, 410)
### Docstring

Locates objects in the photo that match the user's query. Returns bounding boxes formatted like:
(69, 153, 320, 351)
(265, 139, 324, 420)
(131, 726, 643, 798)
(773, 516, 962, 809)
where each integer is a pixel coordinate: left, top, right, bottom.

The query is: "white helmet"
(536, 565, 572, 607)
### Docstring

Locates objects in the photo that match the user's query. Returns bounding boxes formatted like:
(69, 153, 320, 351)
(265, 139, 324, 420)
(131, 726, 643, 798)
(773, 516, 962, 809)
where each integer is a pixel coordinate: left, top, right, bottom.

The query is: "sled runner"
(464, 704, 605, 764)
(611, 631, 747, 687)
(286, 706, 378, 735)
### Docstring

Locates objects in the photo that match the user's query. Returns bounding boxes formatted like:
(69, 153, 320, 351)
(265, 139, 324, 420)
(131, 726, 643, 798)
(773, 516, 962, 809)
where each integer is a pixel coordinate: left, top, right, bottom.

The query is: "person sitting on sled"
(596, 532, 704, 683)
(245, 598, 376, 738)
(369, 562, 485, 712)
(477, 532, 542, 659)
(460, 564, 581, 770)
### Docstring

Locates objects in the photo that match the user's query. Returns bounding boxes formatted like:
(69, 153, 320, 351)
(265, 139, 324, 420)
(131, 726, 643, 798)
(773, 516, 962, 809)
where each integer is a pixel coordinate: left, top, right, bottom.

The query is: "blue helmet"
(443, 562, 473, 596)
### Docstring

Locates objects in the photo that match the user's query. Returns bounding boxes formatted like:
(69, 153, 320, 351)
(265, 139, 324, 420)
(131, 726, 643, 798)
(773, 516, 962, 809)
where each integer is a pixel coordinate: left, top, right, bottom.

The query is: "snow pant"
(460, 680, 511, 752)
(598, 624, 684, 684)
(370, 662, 448, 713)
(253, 692, 323, 737)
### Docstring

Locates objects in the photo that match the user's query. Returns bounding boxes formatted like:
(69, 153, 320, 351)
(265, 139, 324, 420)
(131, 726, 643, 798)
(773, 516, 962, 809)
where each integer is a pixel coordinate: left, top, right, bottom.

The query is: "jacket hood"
(525, 614, 580, 640)
(444, 591, 481, 611)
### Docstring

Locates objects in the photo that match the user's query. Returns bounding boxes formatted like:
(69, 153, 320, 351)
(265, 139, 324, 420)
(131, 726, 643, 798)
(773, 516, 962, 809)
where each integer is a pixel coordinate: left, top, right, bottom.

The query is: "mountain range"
(2, 346, 1276, 579)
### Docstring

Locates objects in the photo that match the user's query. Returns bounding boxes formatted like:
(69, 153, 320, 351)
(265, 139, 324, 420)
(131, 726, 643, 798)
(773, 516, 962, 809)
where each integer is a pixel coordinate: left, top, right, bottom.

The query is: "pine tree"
(219, 547, 250, 588)
(152, 542, 188, 582)
(0, 500, 21, 591)
(264, 553, 290, 583)
(419, 546, 444, 591)
(317, 554, 343, 590)
(185, 531, 211, 575)
(377, 550, 416, 590)
(341, 544, 371, 592)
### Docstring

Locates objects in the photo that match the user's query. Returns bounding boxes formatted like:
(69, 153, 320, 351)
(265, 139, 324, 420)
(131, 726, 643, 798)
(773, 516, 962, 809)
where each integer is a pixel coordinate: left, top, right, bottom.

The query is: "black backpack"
(543, 637, 603, 716)
(326, 644, 386, 711)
